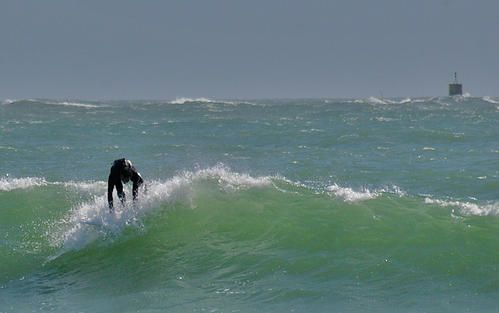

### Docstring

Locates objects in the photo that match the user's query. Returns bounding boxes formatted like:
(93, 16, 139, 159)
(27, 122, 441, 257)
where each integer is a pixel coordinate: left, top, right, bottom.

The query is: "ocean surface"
(1, 97, 498, 312)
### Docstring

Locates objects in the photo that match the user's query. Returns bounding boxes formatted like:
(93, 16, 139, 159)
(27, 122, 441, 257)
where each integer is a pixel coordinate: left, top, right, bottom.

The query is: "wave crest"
(326, 184, 405, 202)
(168, 97, 254, 106)
(365, 97, 413, 105)
(45, 101, 101, 108)
(424, 198, 499, 216)
(0, 176, 47, 191)
(169, 97, 215, 105)
(482, 96, 499, 104)
(1, 99, 101, 108)
(327, 184, 379, 202)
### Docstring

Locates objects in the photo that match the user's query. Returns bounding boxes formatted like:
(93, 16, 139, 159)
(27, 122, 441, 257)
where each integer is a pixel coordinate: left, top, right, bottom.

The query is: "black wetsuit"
(108, 158, 144, 211)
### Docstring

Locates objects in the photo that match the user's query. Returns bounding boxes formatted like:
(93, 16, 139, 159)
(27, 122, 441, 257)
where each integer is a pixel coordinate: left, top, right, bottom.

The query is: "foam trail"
(1, 99, 100, 108)
(0, 177, 47, 191)
(398, 98, 412, 104)
(62, 181, 107, 195)
(383, 98, 413, 104)
(367, 97, 388, 105)
(424, 198, 499, 216)
(45, 100, 101, 108)
(1, 99, 16, 105)
(327, 184, 379, 202)
(326, 183, 405, 202)
(482, 96, 499, 104)
(168, 97, 248, 106)
(170, 97, 214, 104)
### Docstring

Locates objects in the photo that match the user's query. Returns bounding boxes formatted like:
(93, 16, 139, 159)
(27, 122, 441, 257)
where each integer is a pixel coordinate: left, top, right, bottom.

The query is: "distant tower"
(448, 72, 463, 96)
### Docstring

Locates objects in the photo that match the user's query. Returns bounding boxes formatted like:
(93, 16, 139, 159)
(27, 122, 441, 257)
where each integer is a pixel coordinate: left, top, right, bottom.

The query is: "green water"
(1, 97, 498, 312)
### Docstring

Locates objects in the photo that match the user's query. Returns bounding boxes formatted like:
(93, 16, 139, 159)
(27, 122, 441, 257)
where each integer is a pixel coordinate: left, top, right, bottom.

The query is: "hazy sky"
(1, 0, 498, 100)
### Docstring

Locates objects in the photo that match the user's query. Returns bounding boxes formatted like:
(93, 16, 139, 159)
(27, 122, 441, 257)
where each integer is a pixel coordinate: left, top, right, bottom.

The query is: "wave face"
(1, 168, 498, 313)
(1, 98, 499, 312)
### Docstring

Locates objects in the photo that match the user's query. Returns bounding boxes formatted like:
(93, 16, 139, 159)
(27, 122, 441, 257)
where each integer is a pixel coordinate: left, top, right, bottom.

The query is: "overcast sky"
(1, 0, 498, 100)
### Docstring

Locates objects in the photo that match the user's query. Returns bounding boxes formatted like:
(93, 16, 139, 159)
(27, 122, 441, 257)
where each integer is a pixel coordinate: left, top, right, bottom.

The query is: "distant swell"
(169, 97, 215, 104)
(168, 97, 252, 106)
(1, 99, 101, 108)
(45, 101, 101, 108)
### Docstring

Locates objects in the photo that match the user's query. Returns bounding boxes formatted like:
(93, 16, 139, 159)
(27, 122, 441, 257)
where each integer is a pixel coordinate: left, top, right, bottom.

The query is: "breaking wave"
(2, 165, 498, 313)
(49, 165, 275, 252)
(169, 97, 215, 104)
(424, 197, 499, 216)
(0, 176, 47, 191)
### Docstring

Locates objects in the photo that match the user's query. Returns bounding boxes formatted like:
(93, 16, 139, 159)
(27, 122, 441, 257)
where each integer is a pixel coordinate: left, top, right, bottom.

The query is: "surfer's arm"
(116, 180, 125, 203)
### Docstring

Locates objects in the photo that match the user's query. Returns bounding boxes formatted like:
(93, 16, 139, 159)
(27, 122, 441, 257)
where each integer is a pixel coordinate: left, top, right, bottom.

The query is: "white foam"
(326, 184, 405, 202)
(398, 98, 412, 104)
(374, 116, 395, 122)
(424, 198, 499, 216)
(1, 99, 16, 105)
(0, 145, 17, 151)
(412, 98, 429, 103)
(365, 97, 413, 105)
(45, 101, 100, 108)
(1, 99, 100, 108)
(0, 99, 36, 105)
(367, 97, 388, 105)
(451, 93, 472, 102)
(327, 184, 379, 202)
(168, 97, 250, 106)
(188, 164, 273, 190)
(344, 99, 366, 104)
(422, 147, 436, 151)
(170, 97, 214, 105)
(0, 176, 47, 191)
(482, 96, 499, 104)
(62, 181, 107, 195)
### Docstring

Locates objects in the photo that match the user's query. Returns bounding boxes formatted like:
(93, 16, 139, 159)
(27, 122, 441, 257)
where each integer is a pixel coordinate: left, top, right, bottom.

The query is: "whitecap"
(327, 184, 379, 202)
(398, 98, 412, 104)
(424, 198, 499, 216)
(46, 101, 101, 108)
(62, 181, 107, 195)
(168, 97, 252, 106)
(367, 97, 388, 105)
(170, 97, 214, 105)
(0, 146, 17, 152)
(326, 184, 405, 202)
(482, 96, 499, 104)
(1, 99, 16, 105)
(0, 176, 47, 191)
(374, 116, 395, 122)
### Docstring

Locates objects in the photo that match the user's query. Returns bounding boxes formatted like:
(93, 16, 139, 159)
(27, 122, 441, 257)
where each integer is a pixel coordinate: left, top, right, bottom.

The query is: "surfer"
(107, 158, 144, 212)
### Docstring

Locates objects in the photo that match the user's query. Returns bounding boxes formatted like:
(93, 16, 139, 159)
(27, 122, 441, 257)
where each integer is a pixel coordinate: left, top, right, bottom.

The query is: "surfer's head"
(120, 160, 133, 182)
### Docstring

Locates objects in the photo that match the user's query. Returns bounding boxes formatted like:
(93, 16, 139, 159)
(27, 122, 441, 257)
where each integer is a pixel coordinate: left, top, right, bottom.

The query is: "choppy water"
(1, 97, 498, 312)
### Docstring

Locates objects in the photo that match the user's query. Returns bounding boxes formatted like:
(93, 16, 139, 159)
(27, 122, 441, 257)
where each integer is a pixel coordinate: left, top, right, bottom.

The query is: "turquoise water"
(1, 97, 498, 312)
